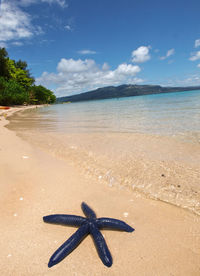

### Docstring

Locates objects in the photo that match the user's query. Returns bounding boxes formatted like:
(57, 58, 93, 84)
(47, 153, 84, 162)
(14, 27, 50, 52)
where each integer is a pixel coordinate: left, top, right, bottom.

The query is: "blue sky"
(1, 0, 200, 96)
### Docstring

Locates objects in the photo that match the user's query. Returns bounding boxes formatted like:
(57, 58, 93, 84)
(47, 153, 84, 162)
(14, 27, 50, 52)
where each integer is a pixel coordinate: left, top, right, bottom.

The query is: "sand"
(0, 106, 200, 276)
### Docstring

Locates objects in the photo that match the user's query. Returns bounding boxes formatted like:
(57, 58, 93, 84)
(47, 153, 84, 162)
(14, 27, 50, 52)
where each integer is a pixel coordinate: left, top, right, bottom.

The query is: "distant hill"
(56, 84, 200, 103)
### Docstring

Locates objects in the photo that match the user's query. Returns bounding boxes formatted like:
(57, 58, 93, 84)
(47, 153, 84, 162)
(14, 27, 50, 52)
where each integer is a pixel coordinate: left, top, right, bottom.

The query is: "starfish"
(43, 202, 134, 268)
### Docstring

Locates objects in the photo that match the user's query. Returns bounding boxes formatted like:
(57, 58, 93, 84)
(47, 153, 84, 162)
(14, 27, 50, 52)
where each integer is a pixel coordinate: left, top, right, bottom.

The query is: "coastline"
(1, 106, 200, 275)
(0, 105, 43, 126)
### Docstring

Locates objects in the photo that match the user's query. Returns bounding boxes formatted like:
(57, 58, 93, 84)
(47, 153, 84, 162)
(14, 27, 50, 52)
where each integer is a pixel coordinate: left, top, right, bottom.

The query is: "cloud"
(0, 0, 68, 47)
(189, 51, 200, 61)
(102, 63, 109, 71)
(78, 49, 97, 55)
(36, 58, 142, 96)
(12, 41, 23, 46)
(165, 74, 200, 87)
(131, 46, 151, 63)
(197, 64, 200, 68)
(16, 0, 68, 8)
(0, 1, 45, 46)
(64, 17, 75, 32)
(0, 2, 33, 44)
(41, 0, 68, 8)
(0, 42, 7, 48)
(160, 48, 175, 60)
(57, 58, 98, 73)
(180, 75, 200, 86)
(115, 63, 141, 75)
(64, 25, 72, 31)
(194, 39, 200, 48)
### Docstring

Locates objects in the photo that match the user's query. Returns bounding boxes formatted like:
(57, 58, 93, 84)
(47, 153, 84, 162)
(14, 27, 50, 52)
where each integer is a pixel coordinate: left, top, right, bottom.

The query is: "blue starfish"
(43, 202, 134, 268)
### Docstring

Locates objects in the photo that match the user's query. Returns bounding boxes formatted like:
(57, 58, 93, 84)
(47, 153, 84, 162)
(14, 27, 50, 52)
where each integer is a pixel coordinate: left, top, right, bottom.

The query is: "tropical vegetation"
(0, 48, 56, 105)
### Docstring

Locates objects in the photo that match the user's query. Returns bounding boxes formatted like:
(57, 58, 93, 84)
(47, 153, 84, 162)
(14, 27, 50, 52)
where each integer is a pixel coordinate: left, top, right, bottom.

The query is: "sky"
(1, 0, 200, 97)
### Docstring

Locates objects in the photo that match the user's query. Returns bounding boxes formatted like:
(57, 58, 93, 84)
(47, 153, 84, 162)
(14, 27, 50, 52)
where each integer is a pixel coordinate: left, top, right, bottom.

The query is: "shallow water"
(9, 90, 200, 141)
(7, 90, 200, 215)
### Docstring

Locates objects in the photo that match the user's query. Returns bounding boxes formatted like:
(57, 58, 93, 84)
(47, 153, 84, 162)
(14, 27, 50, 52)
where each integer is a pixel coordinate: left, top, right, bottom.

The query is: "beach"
(1, 106, 200, 276)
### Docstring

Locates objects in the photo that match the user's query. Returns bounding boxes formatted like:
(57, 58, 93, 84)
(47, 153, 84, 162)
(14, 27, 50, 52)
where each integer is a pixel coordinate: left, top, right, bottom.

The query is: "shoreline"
(0, 105, 44, 126)
(7, 107, 200, 216)
(1, 106, 200, 275)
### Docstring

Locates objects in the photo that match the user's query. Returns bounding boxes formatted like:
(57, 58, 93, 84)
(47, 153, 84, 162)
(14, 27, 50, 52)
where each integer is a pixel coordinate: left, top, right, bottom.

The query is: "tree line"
(0, 48, 56, 106)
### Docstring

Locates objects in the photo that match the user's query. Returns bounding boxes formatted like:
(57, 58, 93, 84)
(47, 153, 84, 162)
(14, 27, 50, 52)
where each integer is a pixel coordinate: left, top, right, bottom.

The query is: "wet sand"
(8, 110, 200, 216)
(0, 106, 200, 275)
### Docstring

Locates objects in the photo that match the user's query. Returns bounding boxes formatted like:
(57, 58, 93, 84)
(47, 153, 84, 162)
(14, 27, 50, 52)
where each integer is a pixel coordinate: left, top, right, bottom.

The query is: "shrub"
(29, 85, 56, 104)
(0, 78, 29, 105)
(0, 47, 56, 105)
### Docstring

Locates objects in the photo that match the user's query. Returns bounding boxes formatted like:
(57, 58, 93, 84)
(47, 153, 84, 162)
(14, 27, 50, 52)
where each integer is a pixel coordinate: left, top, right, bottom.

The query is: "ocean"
(7, 90, 200, 215)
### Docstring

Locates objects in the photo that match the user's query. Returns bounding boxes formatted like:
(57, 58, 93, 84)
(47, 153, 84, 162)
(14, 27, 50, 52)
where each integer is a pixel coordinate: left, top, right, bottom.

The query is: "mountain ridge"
(56, 84, 200, 103)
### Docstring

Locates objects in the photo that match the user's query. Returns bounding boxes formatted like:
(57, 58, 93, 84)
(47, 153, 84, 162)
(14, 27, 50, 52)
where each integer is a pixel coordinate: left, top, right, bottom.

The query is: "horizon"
(1, 0, 200, 97)
(57, 83, 200, 99)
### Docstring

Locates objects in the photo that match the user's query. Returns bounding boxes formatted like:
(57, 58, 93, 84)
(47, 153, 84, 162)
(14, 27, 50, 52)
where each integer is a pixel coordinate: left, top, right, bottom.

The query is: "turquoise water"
(25, 90, 200, 142)
(8, 90, 200, 214)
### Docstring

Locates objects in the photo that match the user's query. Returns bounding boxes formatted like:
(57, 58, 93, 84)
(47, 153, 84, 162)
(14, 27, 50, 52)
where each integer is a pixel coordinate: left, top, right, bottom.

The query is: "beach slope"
(0, 107, 200, 276)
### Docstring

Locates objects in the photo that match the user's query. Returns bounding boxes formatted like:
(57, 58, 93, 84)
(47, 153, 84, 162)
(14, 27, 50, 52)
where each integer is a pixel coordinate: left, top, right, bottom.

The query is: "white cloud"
(16, 0, 68, 8)
(78, 49, 97, 55)
(165, 74, 200, 87)
(64, 17, 74, 32)
(12, 41, 23, 46)
(64, 25, 72, 31)
(0, 42, 7, 48)
(194, 39, 200, 48)
(36, 58, 142, 96)
(180, 75, 200, 86)
(131, 46, 151, 63)
(160, 48, 175, 60)
(57, 58, 98, 73)
(102, 63, 109, 71)
(0, 0, 67, 47)
(197, 64, 200, 68)
(115, 63, 141, 75)
(189, 51, 200, 61)
(41, 0, 68, 8)
(0, 2, 33, 43)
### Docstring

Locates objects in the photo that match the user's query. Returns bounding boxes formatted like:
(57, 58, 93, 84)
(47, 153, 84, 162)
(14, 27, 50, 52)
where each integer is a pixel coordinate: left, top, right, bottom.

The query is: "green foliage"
(0, 48, 9, 79)
(6, 59, 17, 80)
(0, 76, 6, 91)
(7, 59, 34, 88)
(15, 59, 28, 70)
(0, 47, 56, 106)
(15, 66, 34, 88)
(0, 77, 6, 104)
(0, 78, 29, 105)
(29, 85, 56, 104)
(15, 59, 35, 85)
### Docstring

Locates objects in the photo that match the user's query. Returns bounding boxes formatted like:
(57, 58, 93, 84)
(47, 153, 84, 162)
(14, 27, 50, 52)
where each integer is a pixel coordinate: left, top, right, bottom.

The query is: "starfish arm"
(81, 202, 96, 218)
(96, 218, 134, 232)
(43, 214, 86, 227)
(48, 223, 89, 268)
(89, 224, 112, 267)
